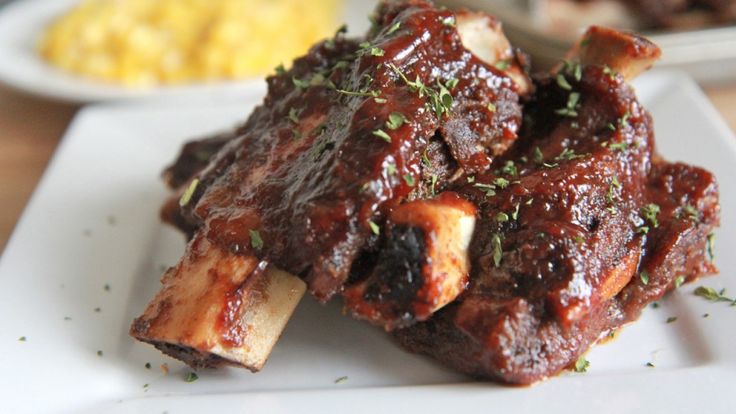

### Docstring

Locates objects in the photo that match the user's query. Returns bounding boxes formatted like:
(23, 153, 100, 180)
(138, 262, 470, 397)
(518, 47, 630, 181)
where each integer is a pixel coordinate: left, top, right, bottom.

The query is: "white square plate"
(1, 71, 734, 413)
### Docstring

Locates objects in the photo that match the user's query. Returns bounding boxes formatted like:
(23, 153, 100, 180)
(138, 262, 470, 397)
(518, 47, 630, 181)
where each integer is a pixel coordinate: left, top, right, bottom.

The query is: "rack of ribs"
(394, 26, 719, 383)
(131, 0, 529, 370)
(130, 0, 719, 383)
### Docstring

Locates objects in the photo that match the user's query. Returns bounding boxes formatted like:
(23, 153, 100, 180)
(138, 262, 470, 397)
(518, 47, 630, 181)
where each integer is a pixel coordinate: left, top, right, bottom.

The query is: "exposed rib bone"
(343, 193, 476, 330)
(130, 236, 305, 371)
(560, 25, 661, 81)
(456, 11, 533, 95)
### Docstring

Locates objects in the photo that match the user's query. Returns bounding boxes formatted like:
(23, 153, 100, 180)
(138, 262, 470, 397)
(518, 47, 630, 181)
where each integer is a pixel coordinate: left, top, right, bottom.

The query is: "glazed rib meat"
(132, 0, 530, 369)
(394, 27, 719, 384)
(171, 0, 524, 300)
(131, 0, 720, 383)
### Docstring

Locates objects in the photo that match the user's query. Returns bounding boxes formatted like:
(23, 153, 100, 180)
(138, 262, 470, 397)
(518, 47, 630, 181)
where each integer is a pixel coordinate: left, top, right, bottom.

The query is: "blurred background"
(0, 0, 735, 252)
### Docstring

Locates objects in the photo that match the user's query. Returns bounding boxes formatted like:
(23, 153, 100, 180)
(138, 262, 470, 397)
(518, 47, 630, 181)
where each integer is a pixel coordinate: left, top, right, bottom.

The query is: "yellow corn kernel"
(38, 0, 341, 87)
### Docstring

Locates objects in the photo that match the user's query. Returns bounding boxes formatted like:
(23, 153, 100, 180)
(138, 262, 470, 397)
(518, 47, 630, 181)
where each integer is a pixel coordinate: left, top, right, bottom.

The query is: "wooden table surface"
(1, 82, 735, 254)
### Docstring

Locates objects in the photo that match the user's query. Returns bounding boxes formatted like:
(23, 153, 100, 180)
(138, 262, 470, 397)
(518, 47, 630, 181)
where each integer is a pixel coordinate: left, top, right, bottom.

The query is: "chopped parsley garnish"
(292, 77, 310, 89)
(491, 233, 503, 267)
(359, 182, 372, 193)
(606, 175, 622, 205)
(445, 78, 459, 90)
(185, 372, 199, 383)
(310, 123, 327, 138)
(386, 163, 397, 176)
(493, 177, 510, 189)
(675, 276, 686, 288)
(646, 362, 655, 368)
(641, 203, 660, 228)
(372, 129, 392, 143)
(606, 123, 616, 131)
(556, 148, 585, 161)
(374, 97, 388, 104)
(573, 63, 583, 81)
(494, 60, 511, 71)
(555, 92, 580, 118)
(441, 15, 456, 27)
(473, 183, 496, 197)
(18, 336, 26, 342)
(104, 283, 111, 292)
(275, 64, 286, 76)
(288, 107, 301, 124)
(387, 63, 422, 94)
(637, 226, 650, 234)
(97, 350, 103, 357)
(706, 233, 715, 261)
(334, 376, 349, 384)
(403, 174, 415, 186)
(386, 21, 401, 35)
(556, 73, 572, 91)
(370, 47, 385, 56)
(495, 212, 509, 223)
(619, 111, 632, 127)
(694, 286, 736, 306)
(386, 112, 406, 130)
(574, 357, 590, 373)
(682, 204, 700, 222)
(249, 230, 264, 250)
(533, 147, 544, 164)
(309, 73, 326, 86)
(640, 270, 650, 285)
(666, 316, 678, 324)
(487, 102, 497, 112)
(433, 81, 454, 118)
(179, 178, 199, 207)
(512, 203, 521, 220)
(602, 65, 618, 81)
(387, 63, 453, 118)
(336, 89, 380, 98)
(421, 150, 431, 167)
(501, 160, 517, 177)
(561, 60, 583, 82)
(573, 235, 585, 244)
(467, 175, 475, 183)
(368, 220, 380, 235)
(607, 141, 629, 152)
(145, 363, 151, 369)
